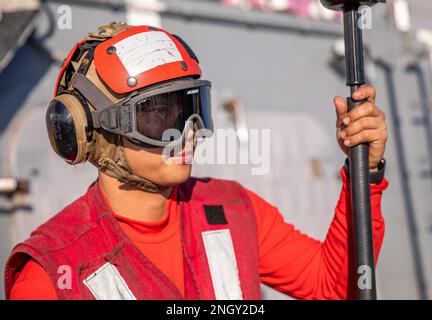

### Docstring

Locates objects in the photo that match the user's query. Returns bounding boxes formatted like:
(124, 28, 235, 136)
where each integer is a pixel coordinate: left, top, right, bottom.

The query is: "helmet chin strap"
(96, 134, 169, 193)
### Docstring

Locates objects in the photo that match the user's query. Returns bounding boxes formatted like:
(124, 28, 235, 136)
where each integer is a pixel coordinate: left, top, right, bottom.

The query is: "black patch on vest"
(203, 205, 228, 225)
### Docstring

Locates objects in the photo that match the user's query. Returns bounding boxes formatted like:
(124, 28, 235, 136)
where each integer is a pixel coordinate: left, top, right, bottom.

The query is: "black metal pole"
(343, 6, 377, 300)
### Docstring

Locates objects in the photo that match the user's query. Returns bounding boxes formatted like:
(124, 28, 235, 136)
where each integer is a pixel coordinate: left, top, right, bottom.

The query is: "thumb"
(334, 96, 348, 127)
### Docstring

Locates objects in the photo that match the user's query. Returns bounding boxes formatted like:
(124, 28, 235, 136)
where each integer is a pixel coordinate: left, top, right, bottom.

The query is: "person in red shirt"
(5, 23, 388, 300)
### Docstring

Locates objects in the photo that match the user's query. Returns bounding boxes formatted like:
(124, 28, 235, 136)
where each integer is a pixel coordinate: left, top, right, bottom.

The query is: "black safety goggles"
(94, 79, 213, 147)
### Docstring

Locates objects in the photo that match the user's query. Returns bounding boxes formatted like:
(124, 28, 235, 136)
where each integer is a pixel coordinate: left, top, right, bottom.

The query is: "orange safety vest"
(5, 177, 261, 300)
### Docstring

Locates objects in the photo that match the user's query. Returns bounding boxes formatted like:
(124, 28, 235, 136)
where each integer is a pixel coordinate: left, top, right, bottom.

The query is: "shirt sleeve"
(9, 259, 58, 300)
(247, 167, 388, 300)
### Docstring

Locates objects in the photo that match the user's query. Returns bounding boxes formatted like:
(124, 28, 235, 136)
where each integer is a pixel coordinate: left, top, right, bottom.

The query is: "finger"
(345, 102, 381, 123)
(334, 96, 348, 128)
(343, 128, 382, 147)
(352, 85, 376, 103)
(341, 116, 383, 137)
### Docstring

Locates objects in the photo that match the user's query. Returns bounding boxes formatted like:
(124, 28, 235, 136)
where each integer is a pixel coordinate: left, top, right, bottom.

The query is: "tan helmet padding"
(92, 132, 166, 192)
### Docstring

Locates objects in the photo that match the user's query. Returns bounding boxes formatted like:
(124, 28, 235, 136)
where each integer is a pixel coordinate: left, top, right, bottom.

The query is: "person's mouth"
(170, 147, 194, 163)
(165, 131, 195, 164)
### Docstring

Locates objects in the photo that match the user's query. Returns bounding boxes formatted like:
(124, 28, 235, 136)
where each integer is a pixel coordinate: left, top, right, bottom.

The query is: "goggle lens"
(135, 84, 212, 142)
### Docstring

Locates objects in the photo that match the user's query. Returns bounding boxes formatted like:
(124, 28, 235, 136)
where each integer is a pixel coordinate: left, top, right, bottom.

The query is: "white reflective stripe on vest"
(201, 229, 243, 300)
(83, 262, 137, 300)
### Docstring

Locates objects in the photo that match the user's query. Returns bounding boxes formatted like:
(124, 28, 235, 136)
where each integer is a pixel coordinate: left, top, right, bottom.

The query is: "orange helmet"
(55, 24, 202, 96)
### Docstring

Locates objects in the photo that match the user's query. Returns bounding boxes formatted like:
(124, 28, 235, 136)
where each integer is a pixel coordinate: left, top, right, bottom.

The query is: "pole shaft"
(343, 8, 377, 300)
(344, 8, 365, 86)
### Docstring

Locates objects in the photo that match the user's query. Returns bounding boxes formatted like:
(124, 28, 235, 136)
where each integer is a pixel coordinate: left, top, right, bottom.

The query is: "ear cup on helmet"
(46, 94, 94, 164)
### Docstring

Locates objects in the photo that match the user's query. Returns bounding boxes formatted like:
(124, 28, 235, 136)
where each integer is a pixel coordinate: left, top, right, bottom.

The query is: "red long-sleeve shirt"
(10, 168, 388, 300)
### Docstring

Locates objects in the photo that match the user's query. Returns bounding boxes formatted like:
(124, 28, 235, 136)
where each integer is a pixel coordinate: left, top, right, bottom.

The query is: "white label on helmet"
(114, 31, 182, 77)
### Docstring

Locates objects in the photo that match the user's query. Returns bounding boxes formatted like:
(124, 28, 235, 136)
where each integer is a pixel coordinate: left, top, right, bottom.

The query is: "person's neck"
(98, 171, 173, 223)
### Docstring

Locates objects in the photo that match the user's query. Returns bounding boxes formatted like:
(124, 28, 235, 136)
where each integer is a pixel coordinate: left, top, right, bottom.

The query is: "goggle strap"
(70, 73, 113, 112)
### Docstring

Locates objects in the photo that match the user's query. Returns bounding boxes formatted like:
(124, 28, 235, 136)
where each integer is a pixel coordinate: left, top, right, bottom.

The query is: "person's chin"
(161, 165, 192, 186)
